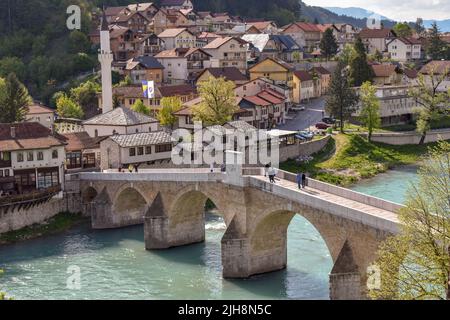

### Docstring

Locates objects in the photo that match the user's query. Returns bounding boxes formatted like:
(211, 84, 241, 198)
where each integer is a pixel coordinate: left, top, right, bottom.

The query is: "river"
(0, 167, 419, 300)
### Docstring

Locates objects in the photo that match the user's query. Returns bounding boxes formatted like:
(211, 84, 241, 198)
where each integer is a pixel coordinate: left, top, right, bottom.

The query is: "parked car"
(315, 122, 331, 130)
(296, 130, 314, 140)
(294, 134, 307, 141)
(321, 117, 336, 124)
(290, 105, 305, 111)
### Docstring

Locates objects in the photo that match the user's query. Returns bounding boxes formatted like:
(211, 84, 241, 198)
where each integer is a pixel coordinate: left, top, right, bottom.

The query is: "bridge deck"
(250, 175, 400, 232)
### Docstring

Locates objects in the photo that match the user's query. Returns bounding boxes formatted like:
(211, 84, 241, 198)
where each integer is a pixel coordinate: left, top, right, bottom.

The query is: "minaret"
(99, 10, 113, 114)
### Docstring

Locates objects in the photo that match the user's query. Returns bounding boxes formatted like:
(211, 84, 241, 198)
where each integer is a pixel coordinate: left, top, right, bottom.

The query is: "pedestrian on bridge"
(268, 167, 276, 183)
(264, 163, 270, 177)
(301, 173, 307, 188)
(296, 172, 303, 189)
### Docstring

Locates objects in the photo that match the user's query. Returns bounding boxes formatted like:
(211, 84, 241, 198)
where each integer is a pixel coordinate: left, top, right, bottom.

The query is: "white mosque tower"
(98, 10, 113, 114)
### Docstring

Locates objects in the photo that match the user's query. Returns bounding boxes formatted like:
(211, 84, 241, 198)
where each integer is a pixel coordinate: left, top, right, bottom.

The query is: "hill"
(325, 7, 391, 21)
(325, 6, 450, 32)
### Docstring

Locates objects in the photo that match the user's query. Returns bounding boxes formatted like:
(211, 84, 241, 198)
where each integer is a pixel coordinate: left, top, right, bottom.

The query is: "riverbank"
(281, 133, 439, 186)
(0, 212, 87, 245)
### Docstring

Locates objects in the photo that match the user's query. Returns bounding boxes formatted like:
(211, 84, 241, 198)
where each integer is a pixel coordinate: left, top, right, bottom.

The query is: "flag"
(142, 80, 155, 99)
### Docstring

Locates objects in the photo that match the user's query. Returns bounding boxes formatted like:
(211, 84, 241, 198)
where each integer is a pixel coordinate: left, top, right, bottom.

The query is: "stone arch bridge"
(68, 167, 401, 300)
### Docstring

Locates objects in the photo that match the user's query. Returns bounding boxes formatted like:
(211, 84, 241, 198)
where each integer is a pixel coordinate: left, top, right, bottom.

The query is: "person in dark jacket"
(301, 173, 307, 188)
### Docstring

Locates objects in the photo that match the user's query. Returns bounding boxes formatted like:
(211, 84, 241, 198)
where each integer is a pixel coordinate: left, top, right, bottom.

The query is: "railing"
(0, 185, 61, 206)
(275, 169, 403, 212)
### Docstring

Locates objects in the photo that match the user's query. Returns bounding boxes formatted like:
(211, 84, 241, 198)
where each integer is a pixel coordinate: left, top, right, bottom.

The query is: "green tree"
(68, 30, 91, 54)
(427, 22, 447, 60)
(414, 18, 425, 36)
(325, 62, 359, 133)
(70, 80, 100, 115)
(56, 94, 84, 119)
(409, 67, 450, 144)
(369, 141, 450, 300)
(319, 28, 338, 59)
(157, 96, 183, 128)
(349, 37, 374, 86)
(131, 99, 150, 115)
(0, 57, 26, 81)
(0, 73, 31, 123)
(393, 22, 413, 37)
(339, 43, 356, 65)
(192, 77, 239, 125)
(292, 51, 302, 62)
(359, 81, 381, 141)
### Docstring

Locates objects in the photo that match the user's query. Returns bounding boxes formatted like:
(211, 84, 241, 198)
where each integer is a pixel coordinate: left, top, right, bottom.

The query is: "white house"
(82, 107, 159, 138)
(157, 28, 196, 49)
(387, 37, 422, 61)
(99, 131, 174, 170)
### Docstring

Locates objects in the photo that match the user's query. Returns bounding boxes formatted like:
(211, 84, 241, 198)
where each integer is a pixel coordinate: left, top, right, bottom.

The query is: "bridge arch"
(81, 186, 98, 203)
(112, 186, 148, 225)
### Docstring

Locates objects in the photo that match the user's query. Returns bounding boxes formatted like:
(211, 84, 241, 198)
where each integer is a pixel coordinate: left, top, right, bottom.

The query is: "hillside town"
(1, 0, 450, 302)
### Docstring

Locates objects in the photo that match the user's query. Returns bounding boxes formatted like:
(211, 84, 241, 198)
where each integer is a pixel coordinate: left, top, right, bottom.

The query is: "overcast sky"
(303, 0, 450, 21)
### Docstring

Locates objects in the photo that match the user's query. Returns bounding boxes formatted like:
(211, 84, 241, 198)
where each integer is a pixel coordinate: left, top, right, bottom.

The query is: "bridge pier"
(144, 192, 205, 249)
(329, 240, 364, 300)
(90, 188, 115, 229)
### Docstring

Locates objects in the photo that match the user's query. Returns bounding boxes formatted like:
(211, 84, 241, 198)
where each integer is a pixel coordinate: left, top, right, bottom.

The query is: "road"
(279, 97, 326, 131)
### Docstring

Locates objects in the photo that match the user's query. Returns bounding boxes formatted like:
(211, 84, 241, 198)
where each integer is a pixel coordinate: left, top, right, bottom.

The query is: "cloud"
(303, 0, 450, 21)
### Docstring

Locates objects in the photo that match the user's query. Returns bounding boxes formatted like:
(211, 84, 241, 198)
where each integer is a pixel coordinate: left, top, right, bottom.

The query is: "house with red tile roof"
(25, 103, 55, 130)
(358, 28, 396, 54)
(282, 22, 321, 51)
(155, 47, 211, 84)
(0, 122, 66, 195)
(292, 70, 314, 103)
(196, 67, 248, 85)
(387, 37, 422, 61)
(202, 37, 248, 73)
(157, 28, 196, 49)
(371, 63, 401, 85)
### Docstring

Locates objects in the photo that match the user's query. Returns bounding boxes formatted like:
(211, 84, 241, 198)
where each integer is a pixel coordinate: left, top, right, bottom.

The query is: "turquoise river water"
(0, 167, 418, 300)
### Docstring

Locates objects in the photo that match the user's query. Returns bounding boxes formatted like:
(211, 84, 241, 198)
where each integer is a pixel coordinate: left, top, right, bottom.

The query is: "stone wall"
(363, 129, 450, 145)
(279, 135, 331, 162)
(0, 192, 82, 234)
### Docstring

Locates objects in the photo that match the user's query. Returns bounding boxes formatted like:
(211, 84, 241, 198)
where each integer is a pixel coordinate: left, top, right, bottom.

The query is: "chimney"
(10, 126, 16, 138)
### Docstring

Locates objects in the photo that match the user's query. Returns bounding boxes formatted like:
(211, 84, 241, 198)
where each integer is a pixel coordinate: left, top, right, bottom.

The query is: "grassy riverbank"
(0, 212, 87, 245)
(281, 133, 441, 186)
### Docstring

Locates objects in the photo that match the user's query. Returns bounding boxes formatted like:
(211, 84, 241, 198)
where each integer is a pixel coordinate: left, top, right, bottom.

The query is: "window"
(27, 152, 34, 161)
(5, 169, 9, 177)
(129, 148, 136, 156)
(52, 150, 58, 159)
(155, 144, 172, 153)
(17, 153, 24, 162)
(145, 146, 152, 154)
(37, 169, 59, 189)
(137, 147, 144, 155)
(95, 129, 98, 137)
(0, 170, 2, 177)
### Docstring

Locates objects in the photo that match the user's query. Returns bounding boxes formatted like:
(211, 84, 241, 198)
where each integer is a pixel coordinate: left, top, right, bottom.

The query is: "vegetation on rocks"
(0, 212, 86, 245)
